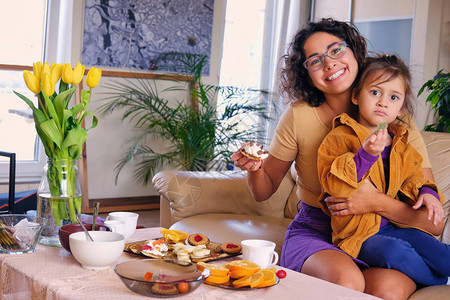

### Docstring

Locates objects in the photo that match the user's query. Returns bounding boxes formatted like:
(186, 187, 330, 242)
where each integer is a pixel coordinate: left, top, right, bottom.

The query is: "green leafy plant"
(418, 69, 450, 133)
(100, 53, 276, 185)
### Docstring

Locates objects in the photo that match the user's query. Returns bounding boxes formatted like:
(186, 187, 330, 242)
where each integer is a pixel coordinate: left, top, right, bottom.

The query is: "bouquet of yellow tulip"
(14, 61, 102, 226)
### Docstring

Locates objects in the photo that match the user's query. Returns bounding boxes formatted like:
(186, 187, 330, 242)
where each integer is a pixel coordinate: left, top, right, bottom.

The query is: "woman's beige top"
(269, 102, 430, 208)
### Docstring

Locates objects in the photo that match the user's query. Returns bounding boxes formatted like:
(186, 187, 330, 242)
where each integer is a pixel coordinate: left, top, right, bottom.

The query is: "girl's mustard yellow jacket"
(317, 113, 444, 258)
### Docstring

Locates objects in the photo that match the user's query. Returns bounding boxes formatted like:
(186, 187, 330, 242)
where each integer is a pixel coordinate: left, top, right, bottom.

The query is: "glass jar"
(37, 158, 82, 246)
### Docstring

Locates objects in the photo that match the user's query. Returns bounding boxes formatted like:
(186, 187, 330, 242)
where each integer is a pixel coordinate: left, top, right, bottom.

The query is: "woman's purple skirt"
(280, 202, 368, 271)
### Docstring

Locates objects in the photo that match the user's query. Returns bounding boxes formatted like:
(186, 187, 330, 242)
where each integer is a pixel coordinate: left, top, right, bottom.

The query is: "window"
(219, 0, 291, 147)
(219, 0, 266, 88)
(0, 0, 48, 183)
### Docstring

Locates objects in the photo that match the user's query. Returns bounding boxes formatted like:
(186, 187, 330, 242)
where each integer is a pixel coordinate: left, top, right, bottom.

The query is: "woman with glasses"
(231, 18, 436, 300)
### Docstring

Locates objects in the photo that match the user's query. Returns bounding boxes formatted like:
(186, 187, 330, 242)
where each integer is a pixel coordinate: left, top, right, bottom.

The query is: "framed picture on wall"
(82, 0, 214, 75)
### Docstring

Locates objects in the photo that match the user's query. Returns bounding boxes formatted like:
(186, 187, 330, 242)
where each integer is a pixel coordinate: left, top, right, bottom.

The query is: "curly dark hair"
(280, 18, 367, 106)
(353, 54, 415, 122)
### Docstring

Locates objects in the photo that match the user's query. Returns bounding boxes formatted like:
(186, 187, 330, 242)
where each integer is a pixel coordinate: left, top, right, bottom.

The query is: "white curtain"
(260, 0, 311, 144)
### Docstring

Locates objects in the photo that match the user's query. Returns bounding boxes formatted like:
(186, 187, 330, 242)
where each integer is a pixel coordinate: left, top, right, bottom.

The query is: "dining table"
(0, 227, 381, 299)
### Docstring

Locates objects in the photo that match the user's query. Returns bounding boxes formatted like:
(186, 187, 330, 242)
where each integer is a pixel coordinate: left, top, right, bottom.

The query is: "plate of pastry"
(124, 229, 242, 265)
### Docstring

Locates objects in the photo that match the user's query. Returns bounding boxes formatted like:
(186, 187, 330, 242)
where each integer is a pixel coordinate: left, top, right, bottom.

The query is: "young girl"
(317, 54, 449, 286)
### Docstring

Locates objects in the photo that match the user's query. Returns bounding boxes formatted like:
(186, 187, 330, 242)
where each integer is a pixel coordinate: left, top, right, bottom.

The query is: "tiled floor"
(99, 209, 160, 228)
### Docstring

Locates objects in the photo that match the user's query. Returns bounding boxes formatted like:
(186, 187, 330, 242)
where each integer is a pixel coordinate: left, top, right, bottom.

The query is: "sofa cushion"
(284, 163, 301, 218)
(153, 170, 295, 224)
(170, 213, 293, 256)
(408, 285, 450, 300)
(421, 131, 450, 243)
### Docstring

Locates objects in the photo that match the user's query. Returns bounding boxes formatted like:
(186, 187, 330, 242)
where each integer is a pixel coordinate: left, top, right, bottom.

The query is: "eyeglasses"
(303, 41, 348, 71)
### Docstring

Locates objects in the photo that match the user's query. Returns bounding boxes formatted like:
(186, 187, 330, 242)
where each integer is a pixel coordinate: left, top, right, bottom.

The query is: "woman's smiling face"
(303, 32, 359, 98)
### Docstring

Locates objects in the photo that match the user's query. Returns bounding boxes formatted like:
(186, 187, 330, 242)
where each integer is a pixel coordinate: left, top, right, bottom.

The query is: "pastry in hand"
(187, 233, 210, 246)
(240, 141, 268, 161)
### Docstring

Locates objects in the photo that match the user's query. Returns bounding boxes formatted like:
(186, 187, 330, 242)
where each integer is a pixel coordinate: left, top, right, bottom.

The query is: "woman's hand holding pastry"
(231, 142, 266, 172)
(231, 147, 262, 171)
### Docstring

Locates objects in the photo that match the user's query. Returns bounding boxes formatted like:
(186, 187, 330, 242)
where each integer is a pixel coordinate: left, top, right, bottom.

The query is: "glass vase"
(37, 158, 82, 246)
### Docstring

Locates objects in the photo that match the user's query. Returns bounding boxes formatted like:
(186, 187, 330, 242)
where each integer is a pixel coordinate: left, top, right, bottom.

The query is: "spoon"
(76, 215, 94, 242)
(92, 202, 100, 231)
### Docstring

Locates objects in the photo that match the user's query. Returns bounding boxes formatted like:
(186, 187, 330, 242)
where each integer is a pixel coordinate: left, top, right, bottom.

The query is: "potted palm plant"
(418, 69, 449, 133)
(100, 53, 276, 184)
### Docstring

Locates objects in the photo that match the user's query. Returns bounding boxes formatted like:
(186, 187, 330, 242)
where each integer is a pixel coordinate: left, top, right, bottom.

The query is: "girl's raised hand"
(362, 128, 389, 156)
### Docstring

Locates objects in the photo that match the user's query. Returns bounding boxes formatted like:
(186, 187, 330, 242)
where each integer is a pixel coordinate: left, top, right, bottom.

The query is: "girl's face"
(303, 32, 359, 98)
(352, 71, 406, 131)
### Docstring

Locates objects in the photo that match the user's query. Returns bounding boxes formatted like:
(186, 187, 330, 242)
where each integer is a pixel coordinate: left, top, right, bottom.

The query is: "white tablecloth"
(0, 227, 380, 300)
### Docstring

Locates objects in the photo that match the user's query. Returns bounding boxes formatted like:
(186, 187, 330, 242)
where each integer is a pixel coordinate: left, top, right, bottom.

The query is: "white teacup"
(104, 220, 126, 236)
(241, 239, 279, 269)
(105, 212, 139, 239)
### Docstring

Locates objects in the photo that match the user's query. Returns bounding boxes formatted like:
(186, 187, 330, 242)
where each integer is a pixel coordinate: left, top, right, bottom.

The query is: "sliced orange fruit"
(171, 229, 190, 241)
(228, 260, 260, 278)
(249, 271, 265, 288)
(232, 274, 252, 288)
(160, 229, 179, 243)
(232, 270, 265, 288)
(230, 269, 258, 279)
(197, 262, 230, 277)
(143, 271, 153, 281)
(205, 274, 230, 285)
(160, 229, 190, 243)
(228, 260, 260, 271)
(254, 269, 277, 288)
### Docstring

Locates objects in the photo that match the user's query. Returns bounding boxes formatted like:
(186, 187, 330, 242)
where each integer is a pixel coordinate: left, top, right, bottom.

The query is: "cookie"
(218, 242, 242, 254)
(188, 233, 210, 246)
(151, 283, 178, 295)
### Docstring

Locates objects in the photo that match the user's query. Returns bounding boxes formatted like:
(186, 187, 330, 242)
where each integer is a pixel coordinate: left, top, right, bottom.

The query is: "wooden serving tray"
(124, 239, 242, 263)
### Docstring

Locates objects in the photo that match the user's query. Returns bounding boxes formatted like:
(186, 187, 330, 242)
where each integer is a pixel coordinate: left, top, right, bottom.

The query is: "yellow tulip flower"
(33, 61, 43, 81)
(86, 67, 102, 88)
(72, 62, 85, 85)
(50, 63, 63, 86)
(23, 70, 40, 94)
(61, 63, 74, 84)
(42, 73, 55, 96)
(41, 62, 51, 82)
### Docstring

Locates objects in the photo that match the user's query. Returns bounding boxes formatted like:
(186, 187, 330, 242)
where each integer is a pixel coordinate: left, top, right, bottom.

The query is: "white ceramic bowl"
(69, 231, 125, 270)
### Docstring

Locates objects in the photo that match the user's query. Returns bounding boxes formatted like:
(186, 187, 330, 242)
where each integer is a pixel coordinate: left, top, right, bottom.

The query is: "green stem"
(46, 155, 81, 226)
